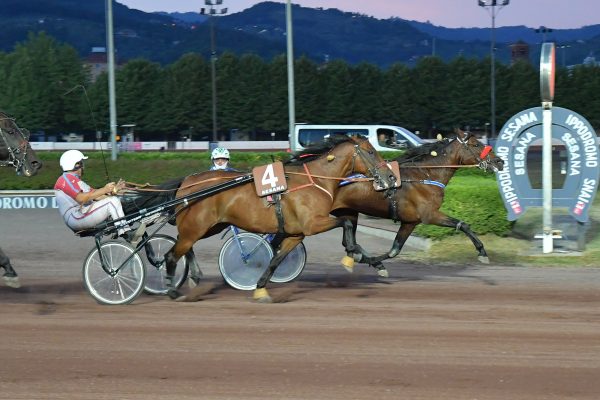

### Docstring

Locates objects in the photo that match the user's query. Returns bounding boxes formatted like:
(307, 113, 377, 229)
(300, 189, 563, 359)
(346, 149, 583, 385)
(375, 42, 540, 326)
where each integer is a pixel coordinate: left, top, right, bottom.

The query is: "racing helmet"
(211, 147, 230, 160)
(60, 150, 88, 171)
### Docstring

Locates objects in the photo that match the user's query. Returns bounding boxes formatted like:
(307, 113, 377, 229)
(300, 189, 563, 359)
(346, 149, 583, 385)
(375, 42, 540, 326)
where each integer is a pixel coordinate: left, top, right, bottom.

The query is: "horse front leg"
(428, 214, 489, 264)
(254, 236, 304, 303)
(361, 222, 418, 277)
(0, 247, 20, 288)
(164, 238, 196, 299)
(339, 212, 363, 263)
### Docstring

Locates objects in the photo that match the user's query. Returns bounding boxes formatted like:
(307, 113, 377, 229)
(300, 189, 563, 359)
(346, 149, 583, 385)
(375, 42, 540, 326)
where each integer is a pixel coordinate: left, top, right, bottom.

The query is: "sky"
(118, 0, 600, 29)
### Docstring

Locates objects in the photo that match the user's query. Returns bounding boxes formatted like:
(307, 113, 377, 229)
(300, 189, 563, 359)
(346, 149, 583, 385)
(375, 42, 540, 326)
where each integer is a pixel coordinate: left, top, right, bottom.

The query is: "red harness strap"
(285, 164, 333, 201)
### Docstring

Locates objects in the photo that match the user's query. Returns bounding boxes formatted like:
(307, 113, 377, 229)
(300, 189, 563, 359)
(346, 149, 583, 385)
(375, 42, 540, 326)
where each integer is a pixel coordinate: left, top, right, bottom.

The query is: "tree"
(410, 56, 449, 134)
(115, 59, 163, 135)
(157, 53, 212, 139)
(4, 32, 87, 132)
(446, 57, 488, 130)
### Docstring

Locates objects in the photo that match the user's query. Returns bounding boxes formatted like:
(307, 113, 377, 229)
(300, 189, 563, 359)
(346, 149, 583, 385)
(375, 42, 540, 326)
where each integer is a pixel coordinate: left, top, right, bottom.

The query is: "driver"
(54, 150, 131, 237)
(209, 147, 236, 171)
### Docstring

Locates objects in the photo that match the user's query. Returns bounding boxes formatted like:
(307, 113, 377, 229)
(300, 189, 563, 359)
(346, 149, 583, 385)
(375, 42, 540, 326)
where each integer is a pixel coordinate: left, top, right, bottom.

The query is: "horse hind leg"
(0, 260, 20, 289)
(253, 237, 303, 303)
(0, 247, 20, 288)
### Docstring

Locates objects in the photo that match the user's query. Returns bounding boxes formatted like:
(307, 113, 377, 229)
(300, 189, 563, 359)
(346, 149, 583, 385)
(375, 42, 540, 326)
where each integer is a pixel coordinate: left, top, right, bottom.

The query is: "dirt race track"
(1, 209, 599, 399)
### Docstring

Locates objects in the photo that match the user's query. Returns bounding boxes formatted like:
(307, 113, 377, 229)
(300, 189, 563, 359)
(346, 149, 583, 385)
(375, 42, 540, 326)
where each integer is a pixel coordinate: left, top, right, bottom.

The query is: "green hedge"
(413, 169, 513, 239)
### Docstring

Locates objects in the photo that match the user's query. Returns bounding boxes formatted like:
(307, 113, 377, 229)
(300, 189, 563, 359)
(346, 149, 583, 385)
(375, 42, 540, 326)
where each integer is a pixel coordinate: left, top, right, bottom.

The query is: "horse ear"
(454, 127, 467, 140)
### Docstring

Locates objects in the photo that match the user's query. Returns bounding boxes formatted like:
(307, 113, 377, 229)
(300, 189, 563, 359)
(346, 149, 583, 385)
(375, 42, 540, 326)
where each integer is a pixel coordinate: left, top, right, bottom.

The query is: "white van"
(291, 124, 424, 152)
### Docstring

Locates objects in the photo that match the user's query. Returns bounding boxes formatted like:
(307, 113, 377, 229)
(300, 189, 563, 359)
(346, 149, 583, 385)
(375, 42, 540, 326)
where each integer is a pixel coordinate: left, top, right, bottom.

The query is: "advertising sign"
(495, 107, 600, 222)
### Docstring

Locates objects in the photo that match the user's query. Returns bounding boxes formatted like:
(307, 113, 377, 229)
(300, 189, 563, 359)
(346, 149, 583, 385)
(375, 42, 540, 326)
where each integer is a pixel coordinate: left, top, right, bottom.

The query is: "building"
(83, 47, 109, 82)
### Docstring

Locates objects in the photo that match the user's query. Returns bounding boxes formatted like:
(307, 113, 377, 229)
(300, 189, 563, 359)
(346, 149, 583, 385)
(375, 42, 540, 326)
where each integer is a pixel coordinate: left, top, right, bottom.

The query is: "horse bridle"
(455, 133, 495, 171)
(0, 118, 31, 173)
(350, 139, 394, 189)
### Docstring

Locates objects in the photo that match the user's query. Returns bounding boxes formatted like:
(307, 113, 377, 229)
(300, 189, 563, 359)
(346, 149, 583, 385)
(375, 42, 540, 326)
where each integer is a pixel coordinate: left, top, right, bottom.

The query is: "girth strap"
(272, 193, 286, 234)
(387, 188, 399, 222)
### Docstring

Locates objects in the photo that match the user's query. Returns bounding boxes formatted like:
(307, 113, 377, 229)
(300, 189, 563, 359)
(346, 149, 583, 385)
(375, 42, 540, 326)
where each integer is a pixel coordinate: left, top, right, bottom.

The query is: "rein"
(400, 164, 479, 169)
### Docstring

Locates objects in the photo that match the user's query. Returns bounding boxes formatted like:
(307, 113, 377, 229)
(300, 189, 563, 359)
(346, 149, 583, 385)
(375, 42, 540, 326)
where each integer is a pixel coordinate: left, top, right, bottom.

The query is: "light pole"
(286, 0, 296, 151)
(201, 0, 228, 148)
(478, 0, 509, 139)
(105, 0, 118, 161)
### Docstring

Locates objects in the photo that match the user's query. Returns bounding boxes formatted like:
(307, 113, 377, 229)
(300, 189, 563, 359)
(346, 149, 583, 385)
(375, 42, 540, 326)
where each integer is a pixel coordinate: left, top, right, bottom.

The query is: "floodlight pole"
(286, 0, 296, 151)
(478, 0, 509, 139)
(201, 1, 228, 149)
(105, 0, 118, 161)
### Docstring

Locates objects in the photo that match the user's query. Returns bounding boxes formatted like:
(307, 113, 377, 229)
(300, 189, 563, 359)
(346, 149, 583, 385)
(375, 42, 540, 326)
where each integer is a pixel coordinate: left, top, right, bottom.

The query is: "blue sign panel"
(495, 107, 600, 222)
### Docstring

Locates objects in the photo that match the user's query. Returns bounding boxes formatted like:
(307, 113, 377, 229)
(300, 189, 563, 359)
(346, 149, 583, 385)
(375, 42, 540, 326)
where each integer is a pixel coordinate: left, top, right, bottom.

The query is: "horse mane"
(285, 134, 355, 166)
(395, 139, 452, 163)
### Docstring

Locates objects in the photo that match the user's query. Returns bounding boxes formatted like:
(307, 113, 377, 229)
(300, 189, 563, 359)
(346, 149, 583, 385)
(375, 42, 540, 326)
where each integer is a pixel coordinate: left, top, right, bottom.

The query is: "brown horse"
(164, 135, 396, 302)
(0, 111, 43, 287)
(331, 129, 504, 275)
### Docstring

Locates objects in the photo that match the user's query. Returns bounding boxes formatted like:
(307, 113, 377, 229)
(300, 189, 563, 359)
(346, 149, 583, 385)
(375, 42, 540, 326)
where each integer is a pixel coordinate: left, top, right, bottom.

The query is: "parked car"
(62, 133, 84, 142)
(291, 124, 424, 152)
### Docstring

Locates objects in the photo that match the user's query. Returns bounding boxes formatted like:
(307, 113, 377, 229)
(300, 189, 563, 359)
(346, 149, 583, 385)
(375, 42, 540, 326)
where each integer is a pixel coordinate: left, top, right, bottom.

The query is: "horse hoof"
(377, 268, 389, 278)
(253, 288, 272, 303)
(167, 289, 181, 300)
(3, 276, 20, 288)
(478, 256, 490, 264)
(174, 295, 188, 302)
(340, 256, 354, 273)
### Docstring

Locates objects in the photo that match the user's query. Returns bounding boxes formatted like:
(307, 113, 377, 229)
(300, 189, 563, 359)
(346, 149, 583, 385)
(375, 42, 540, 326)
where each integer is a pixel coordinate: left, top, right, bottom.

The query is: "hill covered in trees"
(2, 33, 599, 142)
(1, 0, 599, 67)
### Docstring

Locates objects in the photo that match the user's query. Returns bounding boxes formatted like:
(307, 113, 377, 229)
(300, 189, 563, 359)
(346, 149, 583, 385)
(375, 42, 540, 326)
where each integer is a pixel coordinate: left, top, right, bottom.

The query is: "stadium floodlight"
(201, 0, 228, 146)
(478, 0, 510, 138)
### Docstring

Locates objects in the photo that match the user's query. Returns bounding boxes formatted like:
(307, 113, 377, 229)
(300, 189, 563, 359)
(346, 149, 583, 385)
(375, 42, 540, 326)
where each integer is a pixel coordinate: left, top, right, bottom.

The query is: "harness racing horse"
(331, 129, 504, 276)
(0, 111, 43, 287)
(164, 135, 396, 302)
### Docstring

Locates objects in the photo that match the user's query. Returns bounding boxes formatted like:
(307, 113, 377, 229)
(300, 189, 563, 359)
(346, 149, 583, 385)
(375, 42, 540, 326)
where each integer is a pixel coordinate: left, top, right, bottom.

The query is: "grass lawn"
(409, 197, 600, 268)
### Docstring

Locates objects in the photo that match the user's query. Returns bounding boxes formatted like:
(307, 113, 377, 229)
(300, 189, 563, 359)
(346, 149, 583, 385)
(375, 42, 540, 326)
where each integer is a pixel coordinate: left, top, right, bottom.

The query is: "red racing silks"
(480, 145, 492, 159)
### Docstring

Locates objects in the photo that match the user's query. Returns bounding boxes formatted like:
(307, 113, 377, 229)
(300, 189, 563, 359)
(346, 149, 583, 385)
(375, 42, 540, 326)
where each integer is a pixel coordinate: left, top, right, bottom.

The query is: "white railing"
(30, 141, 291, 152)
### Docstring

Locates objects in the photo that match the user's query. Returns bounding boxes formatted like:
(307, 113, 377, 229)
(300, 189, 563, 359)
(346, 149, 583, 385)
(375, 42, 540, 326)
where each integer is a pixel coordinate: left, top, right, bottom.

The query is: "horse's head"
(329, 134, 396, 190)
(452, 129, 504, 172)
(0, 112, 42, 177)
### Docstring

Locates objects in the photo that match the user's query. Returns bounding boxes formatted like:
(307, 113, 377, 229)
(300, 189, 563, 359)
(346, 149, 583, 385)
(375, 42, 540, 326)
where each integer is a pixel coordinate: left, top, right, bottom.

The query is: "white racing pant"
(65, 197, 129, 235)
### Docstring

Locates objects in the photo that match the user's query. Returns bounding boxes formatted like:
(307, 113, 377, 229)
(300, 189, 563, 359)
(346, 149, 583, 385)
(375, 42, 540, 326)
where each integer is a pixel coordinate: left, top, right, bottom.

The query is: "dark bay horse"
(331, 129, 504, 276)
(165, 135, 396, 302)
(0, 111, 43, 287)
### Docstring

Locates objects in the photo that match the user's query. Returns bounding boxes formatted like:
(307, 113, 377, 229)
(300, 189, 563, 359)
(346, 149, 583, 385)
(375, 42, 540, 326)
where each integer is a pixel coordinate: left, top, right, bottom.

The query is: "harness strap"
(387, 188, 399, 222)
(401, 179, 446, 189)
(272, 194, 286, 234)
(285, 164, 333, 201)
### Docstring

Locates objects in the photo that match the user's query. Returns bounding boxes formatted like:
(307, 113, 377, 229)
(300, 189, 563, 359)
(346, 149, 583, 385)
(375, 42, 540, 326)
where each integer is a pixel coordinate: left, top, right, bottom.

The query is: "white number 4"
(261, 164, 279, 188)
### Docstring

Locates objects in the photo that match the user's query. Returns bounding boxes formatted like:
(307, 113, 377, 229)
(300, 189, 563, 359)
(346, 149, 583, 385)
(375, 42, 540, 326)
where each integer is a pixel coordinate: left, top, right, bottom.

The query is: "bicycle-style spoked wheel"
(270, 242, 307, 283)
(82, 240, 146, 305)
(219, 232, 273, 290)
(141, 234, 188, 295)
